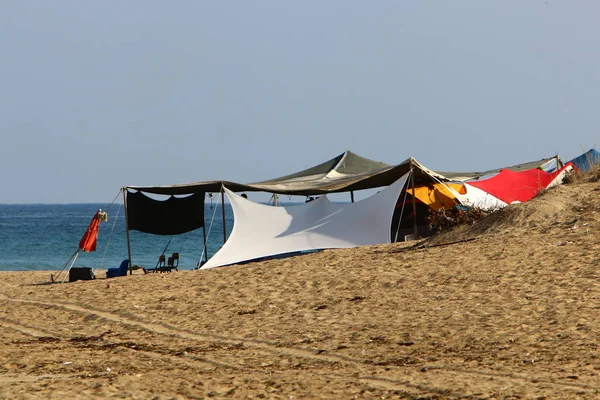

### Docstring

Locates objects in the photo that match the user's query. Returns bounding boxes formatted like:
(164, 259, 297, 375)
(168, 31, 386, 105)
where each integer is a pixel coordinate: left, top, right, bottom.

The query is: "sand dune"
(1, 178, 600, 399)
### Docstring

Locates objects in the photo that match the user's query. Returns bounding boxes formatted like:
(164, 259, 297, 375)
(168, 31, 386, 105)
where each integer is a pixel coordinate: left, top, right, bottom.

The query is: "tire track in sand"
(2, 294, 598, 397)
(0, 374, 77, 384)
(0, 295, 454, 396)
(0, 316, 58, 338)
(0, 294, 360, 366)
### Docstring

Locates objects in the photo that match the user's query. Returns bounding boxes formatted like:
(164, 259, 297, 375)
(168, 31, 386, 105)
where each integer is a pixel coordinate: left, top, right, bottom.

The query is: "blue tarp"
(567, 149, 600, 172)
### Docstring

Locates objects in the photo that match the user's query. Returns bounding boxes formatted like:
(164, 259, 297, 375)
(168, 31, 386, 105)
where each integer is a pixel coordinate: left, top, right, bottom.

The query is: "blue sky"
(1, 1, 599, 203)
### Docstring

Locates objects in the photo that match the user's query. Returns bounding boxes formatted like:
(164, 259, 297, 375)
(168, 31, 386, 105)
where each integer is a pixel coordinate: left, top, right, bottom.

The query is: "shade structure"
(247, 153, 448, 195)
(125, 153, 444, 197)
(124, 151, 562, 197)
(121, 150, 571, 270)
(201, 173, 409, 269)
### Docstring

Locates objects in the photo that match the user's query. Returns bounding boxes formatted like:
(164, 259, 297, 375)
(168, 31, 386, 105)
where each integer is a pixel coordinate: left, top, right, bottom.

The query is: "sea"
(0, 203, 235, 271)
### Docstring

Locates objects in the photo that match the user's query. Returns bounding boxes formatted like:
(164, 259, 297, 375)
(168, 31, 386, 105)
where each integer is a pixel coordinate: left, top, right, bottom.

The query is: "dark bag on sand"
(69, 267, 95, 282)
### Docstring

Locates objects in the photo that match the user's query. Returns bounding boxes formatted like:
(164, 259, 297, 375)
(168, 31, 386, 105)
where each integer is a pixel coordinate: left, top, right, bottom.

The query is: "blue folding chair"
(106, 259, 129, 278)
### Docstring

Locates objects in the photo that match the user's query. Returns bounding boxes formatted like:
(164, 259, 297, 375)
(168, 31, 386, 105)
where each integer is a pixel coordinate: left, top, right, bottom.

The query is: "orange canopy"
(410, 183, 465, 211)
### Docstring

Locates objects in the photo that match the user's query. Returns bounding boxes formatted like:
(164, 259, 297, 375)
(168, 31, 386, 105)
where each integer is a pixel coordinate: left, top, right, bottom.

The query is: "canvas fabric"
(126, 190, 205, 235)
(567, 149, 600, 172)
(200, 173, 409, 269)
(467, 164, 574, 205)
(410, 182, 466, 211)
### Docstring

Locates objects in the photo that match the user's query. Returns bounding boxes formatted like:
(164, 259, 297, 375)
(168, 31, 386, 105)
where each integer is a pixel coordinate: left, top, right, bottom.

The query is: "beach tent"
(246, 151, 474, 242)
(567, 149, 600, 172)
(467, 163, 575, 205)
(127, 152, 464, 266)
(200, 174, 409, 269)
(418, 162, 575, 212)
(126, 151, 515, 265)
(124, 152, 451, 267)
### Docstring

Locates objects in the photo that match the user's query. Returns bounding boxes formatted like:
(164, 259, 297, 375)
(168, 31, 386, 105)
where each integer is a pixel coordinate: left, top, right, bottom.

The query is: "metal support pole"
(350, 191, 355, 203)
(221, 187, 227, 244)
(202, 225, 208, 263)
(123, 188, 133, 275)
(410, 162, 418, 239)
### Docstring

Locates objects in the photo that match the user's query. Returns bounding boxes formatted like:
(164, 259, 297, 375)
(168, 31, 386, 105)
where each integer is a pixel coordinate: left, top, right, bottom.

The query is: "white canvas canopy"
(200, 174, 409, 269)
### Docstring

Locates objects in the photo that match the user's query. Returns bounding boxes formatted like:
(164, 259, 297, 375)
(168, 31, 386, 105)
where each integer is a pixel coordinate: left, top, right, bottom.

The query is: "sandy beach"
(1, 178, 599, 399)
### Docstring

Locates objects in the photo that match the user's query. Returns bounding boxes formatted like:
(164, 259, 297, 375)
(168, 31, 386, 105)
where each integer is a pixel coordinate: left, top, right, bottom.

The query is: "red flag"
(79, 211, 101, 252)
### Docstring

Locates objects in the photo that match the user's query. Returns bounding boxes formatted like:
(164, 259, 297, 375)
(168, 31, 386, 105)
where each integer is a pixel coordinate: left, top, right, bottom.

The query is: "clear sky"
(1, 1, 599, 204)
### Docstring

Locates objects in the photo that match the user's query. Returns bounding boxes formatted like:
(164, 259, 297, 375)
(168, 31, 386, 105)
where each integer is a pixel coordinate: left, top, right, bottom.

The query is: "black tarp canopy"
(125, 180, 253, 196)
(126, 190, 205, 235)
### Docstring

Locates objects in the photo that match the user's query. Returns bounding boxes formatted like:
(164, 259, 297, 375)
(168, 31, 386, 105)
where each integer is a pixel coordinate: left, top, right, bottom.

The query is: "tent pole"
(53, 249, 79, 283)
(123, 188, 133, 275)
(61, 250, 80, 283)
(202, 225, 208, 263)
(394, 182, 410, 243)
(410, 161, 418, 239)
(350, 191, 355, 203)
(221, 187, 227, 244)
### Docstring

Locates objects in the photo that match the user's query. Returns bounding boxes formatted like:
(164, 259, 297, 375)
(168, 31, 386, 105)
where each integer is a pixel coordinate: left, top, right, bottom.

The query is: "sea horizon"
(0, 203, 234, 272)
(0, 199, 328, 272)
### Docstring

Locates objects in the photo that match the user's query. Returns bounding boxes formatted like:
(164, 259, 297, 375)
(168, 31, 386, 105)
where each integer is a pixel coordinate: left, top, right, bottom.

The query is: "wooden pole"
(221, 187, 227, 244)
(350, 191, 355, 203)
(122, 188, 133, 275)
(410, 160, 418, 239)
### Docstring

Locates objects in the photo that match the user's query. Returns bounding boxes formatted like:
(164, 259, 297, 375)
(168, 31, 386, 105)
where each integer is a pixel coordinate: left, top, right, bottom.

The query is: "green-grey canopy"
(124, 151, 561, 196)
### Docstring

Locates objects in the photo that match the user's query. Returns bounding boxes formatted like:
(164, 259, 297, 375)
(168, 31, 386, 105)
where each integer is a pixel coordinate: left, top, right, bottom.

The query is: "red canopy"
(79, 211, 102, 252)
(468, 163, 575, 204)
